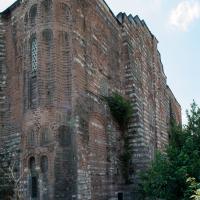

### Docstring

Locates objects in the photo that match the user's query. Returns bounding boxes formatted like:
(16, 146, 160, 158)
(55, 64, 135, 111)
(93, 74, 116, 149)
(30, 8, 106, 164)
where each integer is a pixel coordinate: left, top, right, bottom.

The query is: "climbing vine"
(104, 92, 133, 183)
(103, 92, 132, 132)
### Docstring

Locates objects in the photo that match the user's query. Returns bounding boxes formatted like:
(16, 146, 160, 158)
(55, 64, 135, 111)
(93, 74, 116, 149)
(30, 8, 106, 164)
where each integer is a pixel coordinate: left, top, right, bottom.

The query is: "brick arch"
(58, 2, 72, 25)
(40, 126, 51, 145)
(89, 112, 106, 128)
(41, 0, 52, 13)
(27, 127, 36, 146)
(29, 4, 37, 24)
(29, 156, 36, 172)
(42, 29, 53, 43)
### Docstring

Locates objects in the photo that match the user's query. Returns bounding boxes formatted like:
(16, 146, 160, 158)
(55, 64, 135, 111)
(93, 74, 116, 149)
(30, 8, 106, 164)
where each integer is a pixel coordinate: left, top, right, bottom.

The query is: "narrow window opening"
(31, 176, 38, 198)
(28, 130, 35, 146)
(29, 157, 38, 198)
(30, 5, 37, 24)
(118, 192, 123, 200)
(40, 156, 48, 174)
(41, 127, 49, 144)
(58, 126, 71, 147)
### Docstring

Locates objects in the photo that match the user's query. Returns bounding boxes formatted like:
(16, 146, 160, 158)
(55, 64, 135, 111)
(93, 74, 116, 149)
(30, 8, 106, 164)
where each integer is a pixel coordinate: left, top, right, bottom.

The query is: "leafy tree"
(187, 177, 200, 200)
(140, 101, 200, 200)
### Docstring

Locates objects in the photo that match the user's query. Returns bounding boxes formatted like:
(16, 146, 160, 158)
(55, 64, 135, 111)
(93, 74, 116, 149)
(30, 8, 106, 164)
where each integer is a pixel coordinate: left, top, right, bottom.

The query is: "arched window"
(60, 3, 71, 24)
(41, 127, 49, 145)
(42, 29, 53, 43)
(29, 4, 37, 24)
(27, 129, 35, 146)
(29, 156, 36, 174)
(31, 38, 38, 72)
(40, 156, 48, 174)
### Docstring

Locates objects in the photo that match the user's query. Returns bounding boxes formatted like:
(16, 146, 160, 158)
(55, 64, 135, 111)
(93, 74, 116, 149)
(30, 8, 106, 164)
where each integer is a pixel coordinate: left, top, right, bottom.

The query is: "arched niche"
(58, 125, 71, 147)
(29, 4, 37, 24)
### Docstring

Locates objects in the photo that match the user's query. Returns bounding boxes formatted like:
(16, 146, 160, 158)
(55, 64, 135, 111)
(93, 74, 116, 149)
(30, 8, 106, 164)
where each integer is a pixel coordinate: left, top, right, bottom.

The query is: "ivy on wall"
(103, 93, 132, 132)
(104, 92, 133, 184)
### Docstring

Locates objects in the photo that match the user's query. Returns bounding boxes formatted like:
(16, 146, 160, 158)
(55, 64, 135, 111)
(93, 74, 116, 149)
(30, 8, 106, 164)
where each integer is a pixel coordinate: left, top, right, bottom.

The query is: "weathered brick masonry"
(0, 0, 181, 199)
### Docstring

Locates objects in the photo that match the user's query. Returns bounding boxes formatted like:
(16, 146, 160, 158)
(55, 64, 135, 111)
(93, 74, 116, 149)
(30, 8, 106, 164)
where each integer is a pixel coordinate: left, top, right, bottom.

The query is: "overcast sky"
(1, 0, 200, 124)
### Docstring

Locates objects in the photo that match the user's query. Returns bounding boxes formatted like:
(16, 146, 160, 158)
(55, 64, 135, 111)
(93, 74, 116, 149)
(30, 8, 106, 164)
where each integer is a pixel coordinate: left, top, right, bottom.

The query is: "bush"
(140, 102, 200, 200)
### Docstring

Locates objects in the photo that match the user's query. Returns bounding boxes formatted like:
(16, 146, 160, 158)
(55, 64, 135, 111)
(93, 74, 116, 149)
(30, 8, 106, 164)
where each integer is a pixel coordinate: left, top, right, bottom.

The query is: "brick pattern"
(0, 14, 21, 197)
(0, 0, 181, 200)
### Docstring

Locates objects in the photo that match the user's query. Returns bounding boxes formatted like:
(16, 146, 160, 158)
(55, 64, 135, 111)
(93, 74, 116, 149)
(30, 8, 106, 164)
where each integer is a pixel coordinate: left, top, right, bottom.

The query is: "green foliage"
(186, 177, 200, 200)
(0, 153, 14, 199)
(103, 92, 133, 131)
(140, 102, 200, 200)
(104, 93, 133, 183)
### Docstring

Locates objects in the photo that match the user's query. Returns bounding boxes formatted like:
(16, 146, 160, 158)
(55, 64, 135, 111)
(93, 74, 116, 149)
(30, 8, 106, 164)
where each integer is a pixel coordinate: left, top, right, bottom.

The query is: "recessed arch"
(42, 29, 53, 43)
(41, 0, 52, 13)
(40, 126, 50, 145)
(29, 4, 37, 24)
(27, 129, 35, 146)
(40, 155, 48, 174)
(58, 125, 71, 147)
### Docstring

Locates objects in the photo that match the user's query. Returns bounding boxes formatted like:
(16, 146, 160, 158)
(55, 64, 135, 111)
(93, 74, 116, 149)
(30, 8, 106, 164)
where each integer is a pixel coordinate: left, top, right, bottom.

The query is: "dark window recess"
(29, 5, 37, 24)
(29, 157, 36, 173)
(40, 156, 48, 174)
(41, 127, 49, 144)
(58, 125, 71, 147)
(79, 118, 88, 133)
(0, 61, 3, 73)
(118, 192, 123, 200)
(47, 90, 52, 104)
(31, 176, 38, 198)
(28, 157, 38, 198)
(42, 29, 53, 43)
(28, 130, 35, 146)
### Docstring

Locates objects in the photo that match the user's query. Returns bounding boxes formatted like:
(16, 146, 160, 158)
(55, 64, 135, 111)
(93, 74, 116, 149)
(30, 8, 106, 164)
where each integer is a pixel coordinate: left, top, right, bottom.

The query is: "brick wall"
(0, 0, 181, 199)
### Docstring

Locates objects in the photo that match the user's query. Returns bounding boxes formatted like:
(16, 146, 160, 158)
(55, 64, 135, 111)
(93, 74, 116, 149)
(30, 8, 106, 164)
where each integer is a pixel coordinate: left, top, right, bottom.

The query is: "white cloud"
(169, 0, 200, 31)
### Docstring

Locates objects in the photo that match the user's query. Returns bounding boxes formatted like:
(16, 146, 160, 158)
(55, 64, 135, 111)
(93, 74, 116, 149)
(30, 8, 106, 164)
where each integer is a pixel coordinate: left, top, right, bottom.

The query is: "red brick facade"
(0, 0, 181, 199)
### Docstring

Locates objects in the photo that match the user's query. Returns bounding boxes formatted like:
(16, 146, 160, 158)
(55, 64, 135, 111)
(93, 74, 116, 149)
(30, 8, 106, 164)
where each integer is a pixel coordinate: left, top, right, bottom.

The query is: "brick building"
(0, 0, 181, 199)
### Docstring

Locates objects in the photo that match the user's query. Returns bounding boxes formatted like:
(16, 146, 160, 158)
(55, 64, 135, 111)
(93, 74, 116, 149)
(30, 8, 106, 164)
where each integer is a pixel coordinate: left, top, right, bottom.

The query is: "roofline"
(0, 0, 20, 16)
(0, 0, 121, 23)
(166, 85, 181, 108)
(100, 0, 121, 25)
